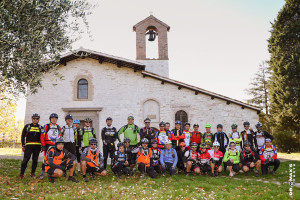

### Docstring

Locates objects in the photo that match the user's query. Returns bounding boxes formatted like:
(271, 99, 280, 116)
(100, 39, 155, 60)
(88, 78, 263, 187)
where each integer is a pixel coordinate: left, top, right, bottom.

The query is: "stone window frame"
(142, 98, 161, 123)
(73, 75, 93, 101)
(175, 110, 189, 125)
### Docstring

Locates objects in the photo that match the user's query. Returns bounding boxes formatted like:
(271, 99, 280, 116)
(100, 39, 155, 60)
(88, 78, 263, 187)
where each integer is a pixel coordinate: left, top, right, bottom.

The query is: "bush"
(272, 131, 300, 152)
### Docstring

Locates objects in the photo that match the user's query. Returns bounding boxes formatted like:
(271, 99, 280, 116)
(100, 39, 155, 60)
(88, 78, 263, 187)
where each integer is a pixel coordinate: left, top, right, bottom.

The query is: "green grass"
(0, 159, 299, 200)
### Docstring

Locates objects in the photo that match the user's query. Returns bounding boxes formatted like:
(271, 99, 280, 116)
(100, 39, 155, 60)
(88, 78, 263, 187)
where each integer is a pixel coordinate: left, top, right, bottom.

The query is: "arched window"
(77, 79, 88, 99)
(175, 110, 188, 125)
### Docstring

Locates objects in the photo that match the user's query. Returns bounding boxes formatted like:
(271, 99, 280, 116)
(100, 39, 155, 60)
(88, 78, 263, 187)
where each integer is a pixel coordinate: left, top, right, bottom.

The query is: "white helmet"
(165, 140, 172, 145)
(213, 141, 220, 147)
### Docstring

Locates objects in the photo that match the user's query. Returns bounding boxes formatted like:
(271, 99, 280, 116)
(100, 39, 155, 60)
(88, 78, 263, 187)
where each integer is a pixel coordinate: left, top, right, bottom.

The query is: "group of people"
(19, 113, 280, 182)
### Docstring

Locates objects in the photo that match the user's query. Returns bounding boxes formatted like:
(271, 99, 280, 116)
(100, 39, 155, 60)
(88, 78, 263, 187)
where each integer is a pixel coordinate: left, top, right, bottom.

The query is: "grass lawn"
(0, 159, 299, 200)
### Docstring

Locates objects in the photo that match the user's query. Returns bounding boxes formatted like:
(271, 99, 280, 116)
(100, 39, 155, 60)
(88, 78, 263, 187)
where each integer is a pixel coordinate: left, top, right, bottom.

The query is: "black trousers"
(226, 160, 240, 172)
(153, 165, 162, 174)
(20, 145, 41, 174)
(138, 163, 157, 178)
(111, 163, 132, 175)
(64, 142, 76, 155)
(75, 146, 81, 163)
(103, 144, 115, 169)
(261, 159, 280, 174)
(199, 163, 211, 172)
(177, 161, 185, 171)
(162, 162, 176, 176)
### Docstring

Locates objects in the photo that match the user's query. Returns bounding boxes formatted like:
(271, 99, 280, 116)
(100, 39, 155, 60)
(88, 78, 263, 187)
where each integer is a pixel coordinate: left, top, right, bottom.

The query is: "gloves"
(22, 146, 25, 152)
(42, 146, 47, 152)
(162, 164, 166, 170)
(171, 166, 175, 170)
(103, 141, 107, 146)
(264, 159, 269, 165)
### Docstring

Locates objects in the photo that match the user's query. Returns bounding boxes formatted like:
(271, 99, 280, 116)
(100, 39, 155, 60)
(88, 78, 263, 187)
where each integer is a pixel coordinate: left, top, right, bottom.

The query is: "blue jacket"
(160, 148, 178, 167)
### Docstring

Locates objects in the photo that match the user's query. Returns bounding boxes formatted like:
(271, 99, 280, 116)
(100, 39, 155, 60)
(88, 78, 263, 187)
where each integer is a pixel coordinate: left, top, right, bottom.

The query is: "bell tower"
(133, 14, 170, 77)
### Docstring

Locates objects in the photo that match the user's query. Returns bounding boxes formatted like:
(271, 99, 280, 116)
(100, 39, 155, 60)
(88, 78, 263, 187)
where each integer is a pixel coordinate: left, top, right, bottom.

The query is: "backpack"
(26, 124, 42, 134)
(82, 127, 95, 137)
(163, 148, 176, 158)
(61, 125, 77, 137)
(122, 124, 139, 134)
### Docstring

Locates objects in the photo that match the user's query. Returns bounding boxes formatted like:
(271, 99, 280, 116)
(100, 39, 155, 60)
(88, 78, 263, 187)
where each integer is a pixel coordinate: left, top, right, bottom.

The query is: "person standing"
(19, 113, 42, 179)
(140, 118, 155, 146)
(101, 117, 118, 170)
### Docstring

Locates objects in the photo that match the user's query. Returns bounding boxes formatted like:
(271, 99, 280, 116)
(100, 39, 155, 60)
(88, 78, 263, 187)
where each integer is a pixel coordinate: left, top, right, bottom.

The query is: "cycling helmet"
(65, 114, 73, 121)
(159, 121, 166, 126)
(144, 118, 151, 123)
(49, 113, 58, 120)
(205, 139, 211, 146)
(265, 138, 272, 143)
(243, 121, 250, 126)
(141, 138, 149, 144)
(124, 137, 131, 143)
(117, 142, 125, 148)
(231, 123, 238, 129)
(175, 120, 181, 125)
(179, 142, 186, 147)
(56, 136, 64, 144)
(32, 113, 40, 118)
(255, 122, 262, 128)
(213, 141, 220, 147)
(89, 138, 97, 145)
(190, 142, 198, 148)
(229, 141, 236, 146)
(106, 117, 113, 121)
(243, 141, 251, 147)
(165, 140, 172, 145)
(73, 119, 80, 124)
(151, 139, 158, 144)
(205, 124, 212, 128)
(200, 143, 207, 149)
(127, 115, 134, 120)
(85, 118, 92, 122)
(217, 124, 223, 128)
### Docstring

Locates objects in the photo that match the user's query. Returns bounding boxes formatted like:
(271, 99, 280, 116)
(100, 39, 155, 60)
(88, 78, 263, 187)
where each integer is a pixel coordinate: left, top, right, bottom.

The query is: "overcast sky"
(15, 0, 285, 121)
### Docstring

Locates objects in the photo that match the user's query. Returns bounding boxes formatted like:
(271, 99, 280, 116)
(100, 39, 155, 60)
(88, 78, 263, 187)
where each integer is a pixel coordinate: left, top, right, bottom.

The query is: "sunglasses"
(191, 146, 197, 148)
(32, 118, 39, 120)
(145, 122, 150, 124)
(85, 122, 91, 123)
(91, 144, 97, 146)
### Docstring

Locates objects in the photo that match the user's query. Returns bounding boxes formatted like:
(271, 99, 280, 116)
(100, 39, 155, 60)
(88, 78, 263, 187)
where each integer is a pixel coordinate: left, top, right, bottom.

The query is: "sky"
(15, 0, 285, 121)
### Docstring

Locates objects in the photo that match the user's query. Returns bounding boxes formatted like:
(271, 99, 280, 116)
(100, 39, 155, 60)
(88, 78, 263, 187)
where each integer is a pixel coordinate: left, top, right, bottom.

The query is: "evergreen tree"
(268, 0, 300, 134)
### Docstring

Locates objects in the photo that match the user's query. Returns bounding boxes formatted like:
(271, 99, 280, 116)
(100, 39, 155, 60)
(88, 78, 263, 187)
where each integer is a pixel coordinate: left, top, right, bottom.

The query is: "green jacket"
(202, 132, 214, 146)
(229, 132, 242, 146)
(80, 127, 96, 147)
(118, 124, 140, 146)
(223, 149, 240, 164)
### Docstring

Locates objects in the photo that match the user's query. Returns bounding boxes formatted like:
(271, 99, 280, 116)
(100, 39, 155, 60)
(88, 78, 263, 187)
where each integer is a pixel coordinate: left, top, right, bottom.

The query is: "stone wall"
(25, 58, 259, 141)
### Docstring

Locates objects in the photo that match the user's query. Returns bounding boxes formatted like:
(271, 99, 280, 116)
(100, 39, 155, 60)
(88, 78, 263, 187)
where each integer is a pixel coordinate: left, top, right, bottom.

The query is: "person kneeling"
(199, 143, 212, 175)
(209, 141, 223, 177)
(259, 138, 280, 175)
(151, 139, 162, 174)
(184, 142, 201, 176)
(137, 138, 157, 178)
(111, 142, 134, 178)
(160, 140, 178, 176)
(223, 141, 241, 177)
(45, 137, 78, 183)
(81, 138, 107, 182)
(240, 141, 260, 177)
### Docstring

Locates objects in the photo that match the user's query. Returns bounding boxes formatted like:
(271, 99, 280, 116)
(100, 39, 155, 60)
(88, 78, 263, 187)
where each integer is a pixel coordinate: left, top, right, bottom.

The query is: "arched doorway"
(175, 110, 188, 125)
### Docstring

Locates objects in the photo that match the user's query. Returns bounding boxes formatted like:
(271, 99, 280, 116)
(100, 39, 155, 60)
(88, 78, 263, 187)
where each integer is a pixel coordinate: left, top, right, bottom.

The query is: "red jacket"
(40, 124, 62, 146)
(191, 131, 202, 144)
(199, 151, 211, 163)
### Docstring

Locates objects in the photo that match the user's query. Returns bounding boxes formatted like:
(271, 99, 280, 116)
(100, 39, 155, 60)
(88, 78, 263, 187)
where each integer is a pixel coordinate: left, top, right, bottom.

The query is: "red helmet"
(179, 142, 186, 147)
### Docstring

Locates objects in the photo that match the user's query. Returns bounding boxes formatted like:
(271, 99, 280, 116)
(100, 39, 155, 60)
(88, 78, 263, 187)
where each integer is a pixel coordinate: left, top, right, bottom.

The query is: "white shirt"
(62, 125, 75, 143)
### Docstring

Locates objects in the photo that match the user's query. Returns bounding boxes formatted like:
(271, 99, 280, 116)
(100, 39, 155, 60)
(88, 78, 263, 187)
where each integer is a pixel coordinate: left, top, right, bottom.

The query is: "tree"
(0, 93, 17, 147)
(268, 0, 300, 134)
(246, 61, 271, 132)
(0, 0, 93, 95)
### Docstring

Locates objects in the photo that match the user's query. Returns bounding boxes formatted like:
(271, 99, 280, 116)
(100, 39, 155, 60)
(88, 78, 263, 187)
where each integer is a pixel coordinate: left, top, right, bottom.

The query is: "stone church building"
(25, 15, 260, 139)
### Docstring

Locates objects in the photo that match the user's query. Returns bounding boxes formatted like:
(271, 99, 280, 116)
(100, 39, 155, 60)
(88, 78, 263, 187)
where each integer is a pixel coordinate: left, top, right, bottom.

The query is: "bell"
(146, 30, 156, 41)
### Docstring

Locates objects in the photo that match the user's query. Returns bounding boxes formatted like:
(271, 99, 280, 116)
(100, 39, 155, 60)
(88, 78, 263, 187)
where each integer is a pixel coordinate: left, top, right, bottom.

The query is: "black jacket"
(212, 132, 229, 153)
(21, 123, 42, 146)
(241, 129, 255, 148)
(140, 127, 155, 141)
(240, 149, 259, 165)
(101, 126, 118, 145)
